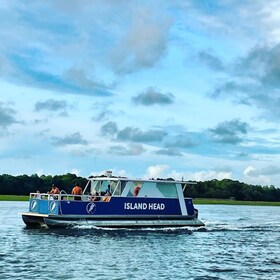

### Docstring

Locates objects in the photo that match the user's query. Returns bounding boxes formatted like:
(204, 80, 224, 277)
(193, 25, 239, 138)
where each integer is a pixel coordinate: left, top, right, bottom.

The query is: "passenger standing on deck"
(72, 183, 83, 200)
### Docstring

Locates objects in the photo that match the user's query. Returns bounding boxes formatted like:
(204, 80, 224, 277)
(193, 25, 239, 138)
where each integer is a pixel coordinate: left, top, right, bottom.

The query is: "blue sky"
(1, 0, 280, 186)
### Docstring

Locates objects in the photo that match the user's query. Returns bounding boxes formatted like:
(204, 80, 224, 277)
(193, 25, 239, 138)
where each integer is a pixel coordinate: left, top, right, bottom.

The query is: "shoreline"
(0, 195, 279, 206)
(0, 195, 30, 201)
(193, 198, 280, 206)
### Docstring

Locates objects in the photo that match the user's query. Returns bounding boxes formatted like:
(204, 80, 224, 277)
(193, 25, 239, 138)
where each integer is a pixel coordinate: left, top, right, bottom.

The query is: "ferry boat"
(20, 171, 205, 228)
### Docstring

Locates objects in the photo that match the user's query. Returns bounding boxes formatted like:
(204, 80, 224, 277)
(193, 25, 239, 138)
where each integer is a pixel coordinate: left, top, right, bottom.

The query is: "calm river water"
(0, 202, 279, 279)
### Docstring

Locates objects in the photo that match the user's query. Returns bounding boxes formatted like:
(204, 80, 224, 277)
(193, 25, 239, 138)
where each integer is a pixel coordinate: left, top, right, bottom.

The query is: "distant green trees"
(186, 179, 280, 202)
(0, 174, 279, 201)
(0, 173, 87, 195)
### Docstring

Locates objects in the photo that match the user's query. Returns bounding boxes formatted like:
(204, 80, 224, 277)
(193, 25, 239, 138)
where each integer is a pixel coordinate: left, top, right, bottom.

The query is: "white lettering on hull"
(124, 203, 165, 210)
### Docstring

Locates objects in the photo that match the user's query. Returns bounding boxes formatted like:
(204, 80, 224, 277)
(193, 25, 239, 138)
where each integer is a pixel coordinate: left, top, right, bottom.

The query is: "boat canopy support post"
(176, 183, 188, 215)
(83, 180, 91, 194)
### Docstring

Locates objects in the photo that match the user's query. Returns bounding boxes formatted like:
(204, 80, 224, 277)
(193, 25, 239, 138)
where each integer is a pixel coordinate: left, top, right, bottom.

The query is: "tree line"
(186, 179, 280, 202)
(0, 174, 279, 201)
(0, 173, 88, 196)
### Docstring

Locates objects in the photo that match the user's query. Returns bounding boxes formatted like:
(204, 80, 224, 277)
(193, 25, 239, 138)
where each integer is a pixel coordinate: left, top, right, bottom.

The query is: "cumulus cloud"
(63, 67, 113, 96)
(100, 121, 118, 136)
(210, 44, 280, 120)
(51, 132, 88, 146)
(93, 109, 112, 122)
(6, 52, 114, 97)
(100, 122, 168, 144)
(188, 170, 232, 182)
(164, 134, 196, 148)
(70, 148, 97, 157)
(210, 119, 249, 144)
(210, 81, 251, 102)
(242, 165, 276, 185)
(110, 7, 172, 74)
(198, 51, 224, 71)
(132, 87, 175, 106)
(35, 99, 67, 112)
(155, 148, 182, 157)
(244, 165, 280, 177)
(145, 165, 169, 179)
(109, 143, 145, 156)
(0, 103, 18, 128)
(117, 127, 167, 143)
(0, 1, 172, 95)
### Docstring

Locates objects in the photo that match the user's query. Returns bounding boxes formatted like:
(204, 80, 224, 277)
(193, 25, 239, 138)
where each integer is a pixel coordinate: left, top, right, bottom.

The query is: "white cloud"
(243, 165, 256, 177)
(110, 6, 172, 74)
(145, 165, 169, 179)
(70, 168, 80, 176)
(188, 170, 232, 182)
(242, 164, 280, 186)
(258, 1, 280, 45)
(89, 168, 128, 178)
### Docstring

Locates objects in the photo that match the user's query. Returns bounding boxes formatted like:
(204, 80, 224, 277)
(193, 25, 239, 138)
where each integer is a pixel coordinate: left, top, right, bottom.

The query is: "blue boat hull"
(20, 195, 204, 228)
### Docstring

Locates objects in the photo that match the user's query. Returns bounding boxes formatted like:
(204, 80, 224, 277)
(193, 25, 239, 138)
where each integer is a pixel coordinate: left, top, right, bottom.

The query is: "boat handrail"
(60, 190, 67, 194)
(29, 192, 116, 202)
(29, 192, 193, 202)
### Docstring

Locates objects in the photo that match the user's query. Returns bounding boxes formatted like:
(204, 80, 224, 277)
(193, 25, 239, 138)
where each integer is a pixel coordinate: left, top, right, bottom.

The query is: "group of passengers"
(34, 183, 83, 200)
(34, 183, 112, 202)
(90, 186, 112, 202)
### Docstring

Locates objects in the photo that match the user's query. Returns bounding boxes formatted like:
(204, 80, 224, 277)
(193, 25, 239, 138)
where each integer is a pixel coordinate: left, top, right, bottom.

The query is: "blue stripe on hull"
(59, 197, 195, 216)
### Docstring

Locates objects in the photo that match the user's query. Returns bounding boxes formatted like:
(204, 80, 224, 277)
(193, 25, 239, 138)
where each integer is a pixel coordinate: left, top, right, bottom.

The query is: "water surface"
(1, 202, 279, 279)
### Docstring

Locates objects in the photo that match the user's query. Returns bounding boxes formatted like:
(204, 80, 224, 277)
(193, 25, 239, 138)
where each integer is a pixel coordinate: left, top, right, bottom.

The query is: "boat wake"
(22, 219, 280, 236)
(201, 220, 280, 232)
(72, 224, 197, 233)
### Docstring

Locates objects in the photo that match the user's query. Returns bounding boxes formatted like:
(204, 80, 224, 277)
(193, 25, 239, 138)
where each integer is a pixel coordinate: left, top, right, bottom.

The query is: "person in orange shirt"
(72, 183, 83, 200)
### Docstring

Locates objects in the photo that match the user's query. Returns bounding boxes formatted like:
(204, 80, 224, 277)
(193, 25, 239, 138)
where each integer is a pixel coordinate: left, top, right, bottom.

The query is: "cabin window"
(90, 181, 100, 195)
(90, 180, 123, 196)
(101, 180, 110, 193)
(110, 181, 121, 196)
(156, 183, 178, 198)
(127, 181, 143, 197)
(126, 181, 178, 198)
(139, 182, 162, 197)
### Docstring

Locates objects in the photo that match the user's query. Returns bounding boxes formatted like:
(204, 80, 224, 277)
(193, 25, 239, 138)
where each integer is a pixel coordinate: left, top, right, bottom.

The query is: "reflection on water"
(0, 202, 280, 279)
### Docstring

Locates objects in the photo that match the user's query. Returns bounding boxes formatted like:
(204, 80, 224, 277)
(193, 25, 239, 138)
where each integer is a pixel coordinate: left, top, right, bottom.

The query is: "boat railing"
(30, 192, 113, 202)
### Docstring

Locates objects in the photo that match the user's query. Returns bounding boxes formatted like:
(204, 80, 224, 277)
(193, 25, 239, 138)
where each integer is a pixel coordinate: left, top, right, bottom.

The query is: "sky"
(1, 0, 280, 186)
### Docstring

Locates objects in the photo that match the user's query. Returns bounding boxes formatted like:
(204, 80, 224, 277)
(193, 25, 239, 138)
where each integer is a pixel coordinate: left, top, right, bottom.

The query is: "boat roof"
(88, 172, 196, 185)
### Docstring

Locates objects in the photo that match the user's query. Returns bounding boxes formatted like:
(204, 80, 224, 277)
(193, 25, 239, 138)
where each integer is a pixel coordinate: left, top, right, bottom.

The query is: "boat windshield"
(90, 180, 122, 196)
